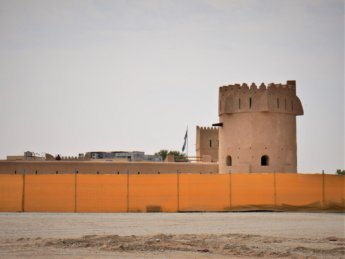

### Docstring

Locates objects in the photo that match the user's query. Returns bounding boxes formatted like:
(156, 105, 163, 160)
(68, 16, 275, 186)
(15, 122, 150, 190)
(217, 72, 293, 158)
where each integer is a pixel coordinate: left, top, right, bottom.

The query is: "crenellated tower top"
(196, 126, 219, 131)
(219, 80, 303, 116)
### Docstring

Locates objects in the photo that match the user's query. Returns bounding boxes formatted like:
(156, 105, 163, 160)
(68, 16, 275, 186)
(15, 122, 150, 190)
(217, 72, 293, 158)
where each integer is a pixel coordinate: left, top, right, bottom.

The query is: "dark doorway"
(261, 155, 269, 166)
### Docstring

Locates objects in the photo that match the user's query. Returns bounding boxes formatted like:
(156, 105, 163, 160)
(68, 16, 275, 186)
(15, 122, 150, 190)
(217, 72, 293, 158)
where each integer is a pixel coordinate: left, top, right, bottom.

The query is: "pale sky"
(0, 0, 344, 173)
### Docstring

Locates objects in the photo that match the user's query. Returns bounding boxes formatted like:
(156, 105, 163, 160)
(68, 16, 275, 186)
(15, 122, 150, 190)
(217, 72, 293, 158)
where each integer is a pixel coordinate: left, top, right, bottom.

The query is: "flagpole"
(187, 126, 188, 159)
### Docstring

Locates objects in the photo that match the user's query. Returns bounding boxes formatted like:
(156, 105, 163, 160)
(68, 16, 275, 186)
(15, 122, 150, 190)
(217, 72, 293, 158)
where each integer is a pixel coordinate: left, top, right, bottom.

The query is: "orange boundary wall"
(0, 175, 23, 212)
(179, 174, 229, 211)
(0, 173, 343, 212)
(231, 173, 275, 211)
(76, 175, 127, 212)
(25, 174, 75, 212)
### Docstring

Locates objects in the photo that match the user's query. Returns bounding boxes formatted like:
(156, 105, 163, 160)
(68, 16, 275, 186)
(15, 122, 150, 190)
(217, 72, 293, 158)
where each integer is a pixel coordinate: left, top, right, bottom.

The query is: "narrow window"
(285, 98, 287, 110)
(209, 140, 212, 148)
(261, 155, 269, 166)
(291, 100, 293, 111)
(249, 97, 252, 109)
(238, 99, 241, 109)
(226, 156, 232, 166)
(277, 98, 279, 108)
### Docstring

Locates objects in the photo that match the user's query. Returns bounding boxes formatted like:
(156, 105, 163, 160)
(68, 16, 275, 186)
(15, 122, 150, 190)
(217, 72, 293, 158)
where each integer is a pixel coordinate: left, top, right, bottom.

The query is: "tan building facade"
(217, 80, 303, 173)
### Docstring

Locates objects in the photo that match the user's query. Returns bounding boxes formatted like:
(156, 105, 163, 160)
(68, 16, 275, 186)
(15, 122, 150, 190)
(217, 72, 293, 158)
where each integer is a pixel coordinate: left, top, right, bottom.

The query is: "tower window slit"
(226, 156, 232, 166)
(209, 140, 212, 148)
(249, 97, 252, 109)
(277, 98, 279, 108)
(238, 99, 241, 109)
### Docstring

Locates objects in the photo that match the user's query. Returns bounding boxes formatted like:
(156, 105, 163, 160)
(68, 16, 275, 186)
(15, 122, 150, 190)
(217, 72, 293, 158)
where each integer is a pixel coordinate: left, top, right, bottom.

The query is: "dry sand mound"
(3, 233, 344, 258)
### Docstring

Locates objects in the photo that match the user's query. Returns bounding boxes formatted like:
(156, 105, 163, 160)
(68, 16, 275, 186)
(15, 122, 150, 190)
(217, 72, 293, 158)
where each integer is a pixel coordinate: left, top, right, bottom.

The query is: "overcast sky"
(0, 0, 343, 173)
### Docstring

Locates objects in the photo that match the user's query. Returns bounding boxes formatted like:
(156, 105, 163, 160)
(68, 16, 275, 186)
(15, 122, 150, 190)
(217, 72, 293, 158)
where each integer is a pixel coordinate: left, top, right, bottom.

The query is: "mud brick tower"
(196, 126, 219, 162)
(218, 80, 303, 173)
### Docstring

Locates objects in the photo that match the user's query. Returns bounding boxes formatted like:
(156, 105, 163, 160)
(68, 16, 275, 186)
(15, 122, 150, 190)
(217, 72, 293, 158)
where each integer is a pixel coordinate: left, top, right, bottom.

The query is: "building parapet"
(219, 80, 303, 116)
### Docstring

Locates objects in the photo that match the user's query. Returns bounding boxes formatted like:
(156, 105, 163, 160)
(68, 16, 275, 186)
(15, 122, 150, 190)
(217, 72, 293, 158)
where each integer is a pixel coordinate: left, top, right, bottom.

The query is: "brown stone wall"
(219, 113, 297, 173)
(0, 161, 219, 175)
(196, 126, 219, 162)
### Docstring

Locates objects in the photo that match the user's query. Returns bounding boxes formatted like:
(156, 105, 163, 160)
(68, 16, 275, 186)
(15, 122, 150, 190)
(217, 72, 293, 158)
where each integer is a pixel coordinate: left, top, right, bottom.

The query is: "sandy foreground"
(0, 212, 344, 258)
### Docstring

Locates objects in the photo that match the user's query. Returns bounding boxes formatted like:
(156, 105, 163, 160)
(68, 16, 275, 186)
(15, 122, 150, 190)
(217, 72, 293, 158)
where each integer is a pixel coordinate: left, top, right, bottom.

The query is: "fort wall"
(0, 161, 219, 175)
(219, 112, 297, 173)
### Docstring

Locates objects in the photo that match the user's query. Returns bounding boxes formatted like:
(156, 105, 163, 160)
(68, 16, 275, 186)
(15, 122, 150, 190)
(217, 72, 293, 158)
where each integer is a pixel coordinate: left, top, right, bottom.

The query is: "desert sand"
(0, 212, 344, 258)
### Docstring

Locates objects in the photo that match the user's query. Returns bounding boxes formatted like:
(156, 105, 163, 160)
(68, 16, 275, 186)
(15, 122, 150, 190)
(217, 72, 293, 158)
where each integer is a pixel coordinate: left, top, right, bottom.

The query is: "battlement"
(219, 80, 303, 116)
(196, 126, 219, 131)
(219, 80, 296, 93)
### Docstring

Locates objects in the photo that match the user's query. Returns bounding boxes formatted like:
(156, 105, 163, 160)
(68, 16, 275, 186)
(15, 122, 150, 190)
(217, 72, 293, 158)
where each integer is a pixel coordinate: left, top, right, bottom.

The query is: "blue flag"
(182, 129, 188, 152)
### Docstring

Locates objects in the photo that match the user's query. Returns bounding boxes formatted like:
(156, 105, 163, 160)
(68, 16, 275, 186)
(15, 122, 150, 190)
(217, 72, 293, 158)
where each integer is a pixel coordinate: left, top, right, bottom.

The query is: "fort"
(0, 80, 343, 213)
(1, 80, 303, 175)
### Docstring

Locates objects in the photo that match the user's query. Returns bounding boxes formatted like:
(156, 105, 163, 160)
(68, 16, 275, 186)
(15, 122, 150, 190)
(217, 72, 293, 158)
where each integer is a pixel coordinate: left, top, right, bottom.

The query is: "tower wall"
(218, 80, 303, 173)
(196, 126, 219, 162)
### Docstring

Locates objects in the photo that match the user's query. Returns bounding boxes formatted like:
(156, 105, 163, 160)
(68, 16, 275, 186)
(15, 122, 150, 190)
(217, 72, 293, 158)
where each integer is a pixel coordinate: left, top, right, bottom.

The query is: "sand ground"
(0, 212, 344, 258)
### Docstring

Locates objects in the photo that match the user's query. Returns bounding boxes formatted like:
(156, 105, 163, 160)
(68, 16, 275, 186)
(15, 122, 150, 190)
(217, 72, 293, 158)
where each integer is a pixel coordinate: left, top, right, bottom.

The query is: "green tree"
(154, 150, 188, 162)
(336, 169, 345, 175)
(168, 150, 188, 162)
(154, 150, 169, 161)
